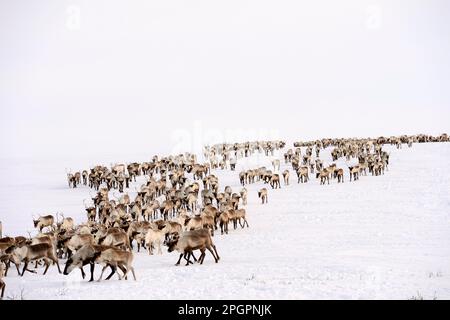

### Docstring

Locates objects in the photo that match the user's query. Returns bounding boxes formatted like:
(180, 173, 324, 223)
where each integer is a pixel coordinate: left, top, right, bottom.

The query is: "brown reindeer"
(96, 247, 136, 281)
(334, 168, 344, 183)
(11, 242, 62, 276)
(166, 229, 220, 266)
(349, 166, 360, 181)
(270, 174, 281, 189)
(282, 170, 290, 185)
(258, 188, 268, 204)
(218, 211, 230, 235)
(33, 215, 55, 232)
(296, 167, 309, 183)
(63, 244, 126, 282)
(316, 169, 330, 185)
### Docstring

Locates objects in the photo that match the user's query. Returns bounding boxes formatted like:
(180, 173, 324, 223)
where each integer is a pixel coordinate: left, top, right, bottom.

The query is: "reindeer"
(239, 171, 247, 186)
(282, 170, 290, 185)
(32, 215, 55, 232)
(144, 227, 166, 255)
(96, 247, 136, 281)
(349, 165, 360, 181)
(373, 161, 385, 176)
(63, 244, 126, 282)
(296, 167, 309, 183)
(186, 193, 198, 212)
(84, 200, 97, 222)
(272, 159, 281, 172)
(240, 188, 248, 206)
(201, 214, 216, 236)
(66, 170, 77, 188)
(166, 229, 220, 266)
(316, 168, 330, 185)
(315, 159, 323, 172)
(218, 211, 230, 235)
(334, 168, 344, 183)
(74, 172, 81, 186)
(127, 221, 151, 251)
(258, 188, 268, 204)
(82, 170, 88, 185)
(11, 242, 61, 276)
(270, 174, 281, 189)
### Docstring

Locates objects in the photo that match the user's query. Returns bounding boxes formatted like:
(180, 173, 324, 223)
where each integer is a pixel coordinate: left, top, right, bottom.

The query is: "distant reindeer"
(282, 170, 290, 185)
(258, 188, 268, 204)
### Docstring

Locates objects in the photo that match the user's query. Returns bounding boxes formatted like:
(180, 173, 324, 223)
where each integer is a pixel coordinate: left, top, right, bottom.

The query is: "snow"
(1, 142, 450, 300)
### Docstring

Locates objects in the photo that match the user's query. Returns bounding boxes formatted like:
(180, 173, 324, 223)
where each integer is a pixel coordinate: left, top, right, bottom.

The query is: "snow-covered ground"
(1, 142, 449, 300)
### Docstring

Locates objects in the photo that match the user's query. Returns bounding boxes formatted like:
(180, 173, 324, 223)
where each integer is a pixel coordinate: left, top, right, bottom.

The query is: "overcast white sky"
(0, 0, 449, 159)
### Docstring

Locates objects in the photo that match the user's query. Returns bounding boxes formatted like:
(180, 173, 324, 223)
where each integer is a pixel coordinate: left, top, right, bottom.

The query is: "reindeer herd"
(0, 134, 448, 299)
(238, 133, 449, 201)
(0, 141, 287, 299)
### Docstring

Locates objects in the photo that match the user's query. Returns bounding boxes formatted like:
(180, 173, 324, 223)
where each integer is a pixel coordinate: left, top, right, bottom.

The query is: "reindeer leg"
(130, 267, 137, 281)
(212, 244, 220, 261)
(118, 264, 127, 279)
(79, 266, 86, 279)
(15, 262, 21, 276)
(98, 265, 108, 282)
(199, 249, 206, 264)
(206, 246, 218, 263)
(43, 259, 50, 275)
(184, 252, 192, 266)
(89, 262, 95, 282)
(105, 264, 117, 280)
(175, 254, 183, 266)
(21, 261, 29, 276)
(158, 243, 162, 255)
(53, 257, 62, 274)
(4, 262, 9, 277)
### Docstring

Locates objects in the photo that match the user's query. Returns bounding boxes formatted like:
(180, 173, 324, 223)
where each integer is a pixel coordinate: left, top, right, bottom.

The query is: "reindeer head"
(164, 234, 180, 252)
(32, 215, 40, 228)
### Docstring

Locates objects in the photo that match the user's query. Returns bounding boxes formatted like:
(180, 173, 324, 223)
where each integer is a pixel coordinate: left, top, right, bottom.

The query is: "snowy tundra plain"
(0, 142, 449, 300)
